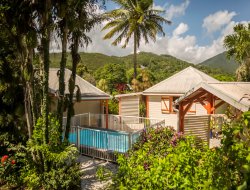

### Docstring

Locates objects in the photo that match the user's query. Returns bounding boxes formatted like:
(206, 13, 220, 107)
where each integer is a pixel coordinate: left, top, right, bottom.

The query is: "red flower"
(11, 160, 16, 165)
(1, 155, 8, 163)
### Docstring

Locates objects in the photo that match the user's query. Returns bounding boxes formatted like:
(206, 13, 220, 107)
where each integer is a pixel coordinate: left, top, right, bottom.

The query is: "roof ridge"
(75, 74, 110, 96)
(144, 66, 195, 92)
(50, 68, 110, 97)
(143, 66, 217, 93)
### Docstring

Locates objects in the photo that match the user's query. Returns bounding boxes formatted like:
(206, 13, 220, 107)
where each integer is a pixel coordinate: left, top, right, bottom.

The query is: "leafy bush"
(111, 112, 250, 189)
(18, 114, 82, 190)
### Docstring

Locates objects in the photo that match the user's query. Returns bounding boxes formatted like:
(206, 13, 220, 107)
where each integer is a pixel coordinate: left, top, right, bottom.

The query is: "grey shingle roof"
(143, 66, 218, 95)
(49, 68, 110, 99)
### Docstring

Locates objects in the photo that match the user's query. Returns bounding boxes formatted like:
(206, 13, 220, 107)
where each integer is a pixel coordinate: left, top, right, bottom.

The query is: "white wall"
(148, 96, 178, 130)
(195, 103, 207, 115)
(50, 98, 102, 116)
(120, 96, 139, 117)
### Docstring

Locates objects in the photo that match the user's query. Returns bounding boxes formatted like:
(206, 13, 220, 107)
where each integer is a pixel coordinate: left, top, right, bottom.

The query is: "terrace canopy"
(175, 82, 250, 132)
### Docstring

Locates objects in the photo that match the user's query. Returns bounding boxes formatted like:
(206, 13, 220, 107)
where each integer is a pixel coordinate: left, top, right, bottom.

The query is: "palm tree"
(224, 23, 250, 81)
(102, 0, 171, 79)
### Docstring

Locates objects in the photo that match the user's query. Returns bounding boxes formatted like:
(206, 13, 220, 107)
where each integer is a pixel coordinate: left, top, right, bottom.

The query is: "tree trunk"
(24, 86, 33, 138)
(18, 34, 34, 139)
(65, 35, 80, 141)
(133, 31, 137, 79)
(57, 18, 68, 140)
(41, 0, 51, 144)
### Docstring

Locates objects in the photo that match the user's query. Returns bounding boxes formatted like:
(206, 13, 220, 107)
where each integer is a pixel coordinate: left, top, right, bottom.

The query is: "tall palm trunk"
(133, 31, 137, 79)
(65, 34, 80, 141)
(41, 0, 51, 144)
(57, 18, 68, 139)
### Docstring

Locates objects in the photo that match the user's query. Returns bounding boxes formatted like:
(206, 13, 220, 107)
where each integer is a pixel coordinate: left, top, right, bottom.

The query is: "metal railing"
(64, 113, 165, 162)
(67, 113, 165, 132)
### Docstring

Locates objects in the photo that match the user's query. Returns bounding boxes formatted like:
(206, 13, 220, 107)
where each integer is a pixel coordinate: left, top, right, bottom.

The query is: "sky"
(75, 0, 250, 64)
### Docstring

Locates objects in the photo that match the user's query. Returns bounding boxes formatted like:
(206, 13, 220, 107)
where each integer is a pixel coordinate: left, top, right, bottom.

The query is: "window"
(173, 96, 180, 112)
(161, 97, 172, 114)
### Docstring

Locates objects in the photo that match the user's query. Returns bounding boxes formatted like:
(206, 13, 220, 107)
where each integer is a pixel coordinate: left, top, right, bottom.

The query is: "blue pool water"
(69, 127, 140, 153)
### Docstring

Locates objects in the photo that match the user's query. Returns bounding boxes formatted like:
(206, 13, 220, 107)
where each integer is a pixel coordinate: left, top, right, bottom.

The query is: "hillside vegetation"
(51, 51, 235, 84)
(199, 51, 238, 74)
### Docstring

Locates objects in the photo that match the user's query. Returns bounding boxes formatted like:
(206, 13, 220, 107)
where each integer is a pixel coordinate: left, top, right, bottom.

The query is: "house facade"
(117, 66, 220, 129)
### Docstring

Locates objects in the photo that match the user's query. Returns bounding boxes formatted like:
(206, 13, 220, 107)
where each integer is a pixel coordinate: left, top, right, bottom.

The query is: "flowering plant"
(0, 153, 18, 186)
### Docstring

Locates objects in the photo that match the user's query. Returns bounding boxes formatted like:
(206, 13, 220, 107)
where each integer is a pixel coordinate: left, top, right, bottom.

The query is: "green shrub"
(19, 114, 82, 190)
(111, 112, 250, 189)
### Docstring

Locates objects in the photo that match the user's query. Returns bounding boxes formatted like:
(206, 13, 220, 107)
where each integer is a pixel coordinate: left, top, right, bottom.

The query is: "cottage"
(116, 66, 218, 129)
(49, 68, 111, 116)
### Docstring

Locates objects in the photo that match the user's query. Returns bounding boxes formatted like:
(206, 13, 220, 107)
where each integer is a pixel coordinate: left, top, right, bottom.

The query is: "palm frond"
(103, 20, 129, 40)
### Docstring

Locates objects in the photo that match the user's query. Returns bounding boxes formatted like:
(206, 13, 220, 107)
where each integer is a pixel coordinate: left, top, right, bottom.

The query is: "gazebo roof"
(143, 66, 218, 95)
(49, 68, 110, 100)
(176, 82, 250, 112)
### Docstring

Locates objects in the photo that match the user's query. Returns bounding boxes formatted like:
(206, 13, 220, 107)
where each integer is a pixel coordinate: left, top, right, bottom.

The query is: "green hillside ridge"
(199, 51, 238, 74)
(50, 51, 235, 83)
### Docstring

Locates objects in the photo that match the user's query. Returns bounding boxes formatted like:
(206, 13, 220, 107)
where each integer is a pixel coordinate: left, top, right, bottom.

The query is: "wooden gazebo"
(176, 82, 250, 133)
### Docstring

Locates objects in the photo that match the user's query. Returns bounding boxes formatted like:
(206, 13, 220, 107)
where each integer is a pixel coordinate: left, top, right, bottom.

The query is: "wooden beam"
(184, 90, 207, 106)
(169, 96, 173, 113)
(211, 100, 226, 112)
(183, 102, 193, 115)
(106, 100, 109, 129)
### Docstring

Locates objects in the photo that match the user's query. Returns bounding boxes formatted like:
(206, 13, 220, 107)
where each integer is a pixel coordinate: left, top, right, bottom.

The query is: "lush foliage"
(111, 112, 250, 189)
(51, 51, 236, 94)
(95, 63, 127, 93)
(1, 115, 82, 189)
(224, 23, 250, 81)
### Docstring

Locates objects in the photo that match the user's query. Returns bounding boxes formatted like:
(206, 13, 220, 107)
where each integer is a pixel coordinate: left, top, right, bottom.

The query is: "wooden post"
(118, 98, 121, 115)
(206, 94, 214, 114)
(146, 96, 149, 118)
(179, 102, 184, 133)
(106, 100, 109, 129)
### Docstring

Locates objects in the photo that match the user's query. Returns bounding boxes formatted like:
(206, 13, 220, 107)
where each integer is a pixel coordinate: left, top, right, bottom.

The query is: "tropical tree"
(102, 0, 171, 79)
(224, 23, 250, 81)
(94, 63, 127, 93)
(64, 0, 103, 140)
(56, 0, 70, 137)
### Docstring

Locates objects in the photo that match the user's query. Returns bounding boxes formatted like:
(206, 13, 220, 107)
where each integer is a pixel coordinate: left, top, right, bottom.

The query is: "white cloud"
(165, 0, 190, 20)
(80, 8, 249, 65)
(202, 10, 237, 34)
(173, 23, 189, 36)
(152, 3, 165, 11)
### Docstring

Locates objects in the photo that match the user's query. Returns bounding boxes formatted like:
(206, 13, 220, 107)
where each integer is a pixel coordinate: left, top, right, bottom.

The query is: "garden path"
(79, 156, 117, 190)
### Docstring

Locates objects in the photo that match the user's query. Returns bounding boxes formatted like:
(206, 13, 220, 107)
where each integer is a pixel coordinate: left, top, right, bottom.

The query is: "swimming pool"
(69, 127, 140, 153)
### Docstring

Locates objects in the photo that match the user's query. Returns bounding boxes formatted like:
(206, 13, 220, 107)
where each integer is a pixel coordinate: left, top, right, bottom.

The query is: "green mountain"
(199, 52, 238, 74)
(50, 51, 235, 83)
